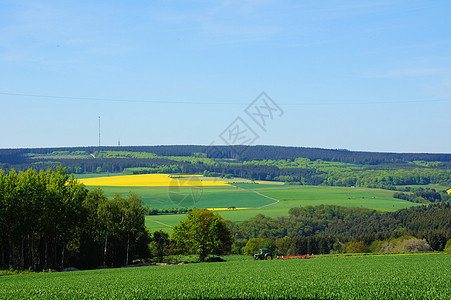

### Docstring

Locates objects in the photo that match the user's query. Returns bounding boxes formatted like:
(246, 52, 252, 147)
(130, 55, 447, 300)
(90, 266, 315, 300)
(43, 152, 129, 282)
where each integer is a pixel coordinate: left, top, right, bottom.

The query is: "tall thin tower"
(98, 114, 101, 149)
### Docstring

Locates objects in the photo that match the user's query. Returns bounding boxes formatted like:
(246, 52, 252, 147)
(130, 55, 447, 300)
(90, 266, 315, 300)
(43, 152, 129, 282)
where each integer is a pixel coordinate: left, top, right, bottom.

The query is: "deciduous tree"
(172, 209, 233, 261)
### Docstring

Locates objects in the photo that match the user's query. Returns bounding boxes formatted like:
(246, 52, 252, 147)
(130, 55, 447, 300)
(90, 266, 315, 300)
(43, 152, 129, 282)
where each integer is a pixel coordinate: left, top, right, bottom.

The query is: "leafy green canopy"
(0, 168, 150, 271)
(172, 209, 233, 261)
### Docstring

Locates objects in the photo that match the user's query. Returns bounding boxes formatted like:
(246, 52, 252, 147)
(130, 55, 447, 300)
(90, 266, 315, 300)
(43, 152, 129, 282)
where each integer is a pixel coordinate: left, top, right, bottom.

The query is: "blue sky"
(0, 0, 450, 153)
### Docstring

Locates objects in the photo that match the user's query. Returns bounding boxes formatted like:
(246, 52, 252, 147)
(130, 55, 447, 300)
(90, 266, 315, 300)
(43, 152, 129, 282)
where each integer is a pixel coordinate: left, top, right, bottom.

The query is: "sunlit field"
(78, 173, 230, 187)
(1, 254, 450, 299)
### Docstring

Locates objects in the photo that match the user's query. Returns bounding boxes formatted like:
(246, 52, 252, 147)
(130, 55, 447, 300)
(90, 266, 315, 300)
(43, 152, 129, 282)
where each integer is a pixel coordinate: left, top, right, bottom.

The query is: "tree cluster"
(393, 189, 448, 203)
(147, 207, 193, 215)
(227, 203, 451, 255)
(0, 168, 150, 271)
(172, 209, 233, 262)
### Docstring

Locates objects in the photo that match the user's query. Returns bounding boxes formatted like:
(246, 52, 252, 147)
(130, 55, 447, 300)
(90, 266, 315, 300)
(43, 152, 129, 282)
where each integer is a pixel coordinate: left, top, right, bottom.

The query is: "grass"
(1, 253, 450, 299)
(145, 183, 419, 233)
(94, 185, 275, 210)
(114, 183, 417, 214)
(76, 173, 420, 233)
(73, 173, 126, 179)
(143, 183, 419, 233)
(234, 184, 421, 212)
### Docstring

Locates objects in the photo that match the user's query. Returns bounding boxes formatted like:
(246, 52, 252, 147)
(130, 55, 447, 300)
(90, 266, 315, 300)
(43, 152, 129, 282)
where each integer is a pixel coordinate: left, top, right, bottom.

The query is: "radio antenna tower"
(98, 114, 101, 149)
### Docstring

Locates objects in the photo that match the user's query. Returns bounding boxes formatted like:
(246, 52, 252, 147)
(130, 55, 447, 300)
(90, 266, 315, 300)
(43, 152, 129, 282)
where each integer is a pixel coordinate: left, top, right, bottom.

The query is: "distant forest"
(1, 145, 450, 189)
(227, 203, 451, 256)
(1, 145, 451, 165)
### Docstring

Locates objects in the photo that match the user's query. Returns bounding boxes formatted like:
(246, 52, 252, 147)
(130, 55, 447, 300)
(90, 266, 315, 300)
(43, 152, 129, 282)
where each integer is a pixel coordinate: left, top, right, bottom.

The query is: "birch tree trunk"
(103, 231, 108, 266)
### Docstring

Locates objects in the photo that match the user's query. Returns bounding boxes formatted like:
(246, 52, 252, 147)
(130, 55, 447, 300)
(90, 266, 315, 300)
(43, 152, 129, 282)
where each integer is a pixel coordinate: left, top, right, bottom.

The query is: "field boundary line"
(230, 184, 280, 209)
(254, 190, 280, 209)
(151, 220, 173, 228)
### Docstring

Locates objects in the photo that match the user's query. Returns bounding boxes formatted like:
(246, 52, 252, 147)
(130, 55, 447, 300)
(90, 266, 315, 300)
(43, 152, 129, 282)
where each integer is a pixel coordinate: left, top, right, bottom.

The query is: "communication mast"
(98, 114, 101, 149)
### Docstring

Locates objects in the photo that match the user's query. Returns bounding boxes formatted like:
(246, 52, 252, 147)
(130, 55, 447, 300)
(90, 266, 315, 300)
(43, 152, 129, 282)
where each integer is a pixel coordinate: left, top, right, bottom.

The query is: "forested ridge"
(1, 145, 450, 189)
(1, 145, 450, 165)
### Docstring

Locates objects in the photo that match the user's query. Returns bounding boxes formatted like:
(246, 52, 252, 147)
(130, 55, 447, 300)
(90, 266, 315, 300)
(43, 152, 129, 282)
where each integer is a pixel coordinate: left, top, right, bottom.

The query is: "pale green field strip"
(74, 173, 126, 179)
(1, 254, 450, 299)
(88, 185, 274, 209)
(234, 184, 420, 211)
(145, 206, 291, 234)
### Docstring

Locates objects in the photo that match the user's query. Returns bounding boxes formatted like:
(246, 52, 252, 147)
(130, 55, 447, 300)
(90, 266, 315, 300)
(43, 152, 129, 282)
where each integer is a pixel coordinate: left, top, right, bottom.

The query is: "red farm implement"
(277, 255, 314, 260)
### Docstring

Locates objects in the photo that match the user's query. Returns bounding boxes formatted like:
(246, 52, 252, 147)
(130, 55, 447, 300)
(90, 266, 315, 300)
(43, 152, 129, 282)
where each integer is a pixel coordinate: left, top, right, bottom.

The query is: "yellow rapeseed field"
(78, 174, 230, 187)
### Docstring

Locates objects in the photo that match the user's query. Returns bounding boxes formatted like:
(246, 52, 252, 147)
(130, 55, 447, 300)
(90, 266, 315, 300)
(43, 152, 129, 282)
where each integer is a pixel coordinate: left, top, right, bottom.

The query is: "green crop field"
(96, 182, 418, 213)
(234, 184, 421, 212)
(1, 254, 450, 299)
(74, 173, 126, 179)
(146, 183, 419, 233)
(89, 185, 275, 209)
(77, 174, 420, 233)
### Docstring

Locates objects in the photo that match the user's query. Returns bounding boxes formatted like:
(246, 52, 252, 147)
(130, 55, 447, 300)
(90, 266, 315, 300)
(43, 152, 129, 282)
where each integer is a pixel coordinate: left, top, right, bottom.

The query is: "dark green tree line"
(228, 203, 451, 254)
(0, 168, 150, 271)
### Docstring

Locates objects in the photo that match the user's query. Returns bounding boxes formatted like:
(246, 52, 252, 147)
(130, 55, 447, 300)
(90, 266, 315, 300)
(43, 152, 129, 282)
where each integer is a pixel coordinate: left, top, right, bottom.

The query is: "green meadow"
(146, 183, 419, 233)
(77, 174, 420, 233)
(235, 183, 419, 211)
(87, 185, 275, 209)
(1, 254, 449, 299)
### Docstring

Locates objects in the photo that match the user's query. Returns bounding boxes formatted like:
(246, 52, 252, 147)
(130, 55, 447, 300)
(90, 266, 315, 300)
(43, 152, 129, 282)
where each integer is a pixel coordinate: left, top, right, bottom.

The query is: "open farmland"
(76, 173, 420, 233)
(234, 183, 421, 211)
(145, 183, 419, 233)
(78, 174, 279, 210)
(1, 254, 450, 299)
(97, 185, 275, 210)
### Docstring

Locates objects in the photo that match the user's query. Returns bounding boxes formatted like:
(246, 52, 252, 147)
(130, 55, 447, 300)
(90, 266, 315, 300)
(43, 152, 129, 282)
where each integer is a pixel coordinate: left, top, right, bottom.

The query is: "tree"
(78, 188, 108, 269)
(0, 167, 88, 271)
(445, 239, 451, 252)
(381, 237, 432, 253)
(172, 209, 233, 262)
(346, 241, 369, 253)
(97, 193, 150, 267)
(274, 237, 291, 256)
(152, 230, 169, 262)
(243, 238, 265, 255)
(122, 193, 148, 265)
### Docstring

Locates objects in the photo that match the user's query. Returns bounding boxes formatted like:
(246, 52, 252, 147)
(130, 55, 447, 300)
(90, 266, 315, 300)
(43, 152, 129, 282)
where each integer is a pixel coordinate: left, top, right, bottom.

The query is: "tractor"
(253, 248, 273, 260)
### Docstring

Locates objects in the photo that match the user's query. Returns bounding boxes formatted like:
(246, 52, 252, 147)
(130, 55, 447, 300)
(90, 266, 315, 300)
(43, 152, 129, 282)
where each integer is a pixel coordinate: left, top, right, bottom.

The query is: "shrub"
(380, 237, 432, 253)
(346, 241, 369, 253)
(444, 240, 451, 252)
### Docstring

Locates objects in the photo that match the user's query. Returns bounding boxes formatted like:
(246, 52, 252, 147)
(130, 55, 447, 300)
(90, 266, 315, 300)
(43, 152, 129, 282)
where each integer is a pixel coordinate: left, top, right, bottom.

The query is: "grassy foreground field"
(1, 254, 450, 299)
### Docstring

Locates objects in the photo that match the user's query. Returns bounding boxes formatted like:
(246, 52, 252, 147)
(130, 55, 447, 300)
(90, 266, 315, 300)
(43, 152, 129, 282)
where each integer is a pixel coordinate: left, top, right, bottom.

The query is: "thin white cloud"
(365, 66, 451, 79)
(384, 68, 450, 78)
